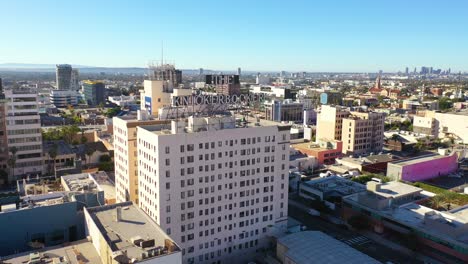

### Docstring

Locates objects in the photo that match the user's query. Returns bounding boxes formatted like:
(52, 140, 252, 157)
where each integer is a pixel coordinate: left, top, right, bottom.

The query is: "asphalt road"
(288, 202, 421, 264)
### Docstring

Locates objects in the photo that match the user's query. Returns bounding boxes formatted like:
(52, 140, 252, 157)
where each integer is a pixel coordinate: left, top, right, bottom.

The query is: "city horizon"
(0, 62, 464, 74)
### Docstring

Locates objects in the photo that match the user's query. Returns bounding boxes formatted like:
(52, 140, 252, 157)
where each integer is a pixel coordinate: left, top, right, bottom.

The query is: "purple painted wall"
(400, 154, 458, 182)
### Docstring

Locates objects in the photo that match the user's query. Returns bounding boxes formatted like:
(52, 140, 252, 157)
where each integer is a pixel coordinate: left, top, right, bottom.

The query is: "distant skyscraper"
(237, 67, 241, 76)
(378, 70, 383, 75)
(405, 67, 409, 75)
(374, 75, 382, 89)
(448, 68, 451, 74)
(149, 63, 182, 87)
(199, 68, 204, 75)
(56, 64, 72, 90)
(0, 77, 3, 93)
(70, 69, 79, 91)
(206, 74, 241, 95)
(82, 80, 105, 106)
(414, 67, 417, 74)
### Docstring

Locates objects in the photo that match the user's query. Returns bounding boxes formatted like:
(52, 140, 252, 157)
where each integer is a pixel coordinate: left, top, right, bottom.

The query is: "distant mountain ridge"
(0, 63, 92, 69)
(0, 63, 242, 75)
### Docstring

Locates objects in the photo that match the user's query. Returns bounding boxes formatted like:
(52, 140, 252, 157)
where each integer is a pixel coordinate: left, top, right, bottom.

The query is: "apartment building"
(315, 105, 349, 142)
(413, 115, 437, 136)
(136, 115, 290, 264)
(4, 88, 43, 180)
(113, 111, 169, 203)
(341, 111, 385, 155)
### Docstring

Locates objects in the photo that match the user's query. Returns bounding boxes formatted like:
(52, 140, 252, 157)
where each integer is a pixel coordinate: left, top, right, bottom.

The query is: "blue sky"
(1, 0, 467, 72)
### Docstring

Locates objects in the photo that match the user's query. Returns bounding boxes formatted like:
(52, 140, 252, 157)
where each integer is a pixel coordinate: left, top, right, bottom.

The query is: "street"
(288, 202, 421, 264)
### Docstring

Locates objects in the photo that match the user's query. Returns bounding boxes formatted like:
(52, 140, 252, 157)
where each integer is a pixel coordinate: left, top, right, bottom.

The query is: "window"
(165, 146, 170, 154)
(165, 171, 170, 177)
(180, 145, 185, 152)
(187, 144, 194, 151)
(165, 159, 170, 166)
(166, 183, 170, 189)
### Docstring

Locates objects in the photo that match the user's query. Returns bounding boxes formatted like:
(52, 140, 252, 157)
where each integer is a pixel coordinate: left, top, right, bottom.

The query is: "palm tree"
(48, 144, 58, 178)
(7, 146, 18, 179)
(85, 145, 96, 167)
(429, 195, 444, 210)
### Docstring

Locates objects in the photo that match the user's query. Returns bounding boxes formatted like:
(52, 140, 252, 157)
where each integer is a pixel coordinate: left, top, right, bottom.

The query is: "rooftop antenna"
(161, 40, 164, 66)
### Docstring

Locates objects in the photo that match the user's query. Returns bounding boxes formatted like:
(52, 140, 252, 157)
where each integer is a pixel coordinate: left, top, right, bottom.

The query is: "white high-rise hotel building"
(135, 115, 290, 264)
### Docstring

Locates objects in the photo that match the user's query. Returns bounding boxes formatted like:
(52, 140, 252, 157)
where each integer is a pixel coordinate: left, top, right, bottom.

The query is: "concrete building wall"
(113, 117, 169, 204)
(316, 105, 349, 142)
(140, 80, 172, 117)
(434, 112, 468, 143)
(413, 116, 437, 136)
(387, 154, 458, 181)
(0, 201, 80, 256)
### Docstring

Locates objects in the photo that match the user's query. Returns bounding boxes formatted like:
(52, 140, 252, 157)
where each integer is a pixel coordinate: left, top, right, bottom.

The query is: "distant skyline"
(1, 0, 468, 72)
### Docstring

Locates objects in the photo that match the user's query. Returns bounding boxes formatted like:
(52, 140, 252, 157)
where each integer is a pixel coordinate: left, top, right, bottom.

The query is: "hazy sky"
(1, 0, 467, 72)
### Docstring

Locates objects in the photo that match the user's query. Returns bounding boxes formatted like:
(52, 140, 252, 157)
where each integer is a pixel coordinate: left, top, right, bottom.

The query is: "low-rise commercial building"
(2, 239, 102, 264)
(50, 89, 80, 107)
(292, 139, 342, 166)
(336, 154, 395, 174)
(387, 153, 458, 182)
(84, 202, 182, 264)
(343, 182, 468, 263)
(299, 176, 365, 202)
(276, 231, 379, 264)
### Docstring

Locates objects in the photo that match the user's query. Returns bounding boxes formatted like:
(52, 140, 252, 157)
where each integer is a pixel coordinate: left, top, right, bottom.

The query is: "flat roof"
(86, 202, 180, 261)
(390, 154, 449, 167)
(369, 181, 422, 198)
(140, 115, 288, 136)
(303, 176, 366, 195)
(3, 239, 102, 264)
(278, 231, 379, 264)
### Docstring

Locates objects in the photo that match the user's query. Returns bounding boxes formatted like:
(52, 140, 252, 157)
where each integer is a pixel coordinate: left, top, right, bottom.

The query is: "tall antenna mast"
(161, 40, 164, 66)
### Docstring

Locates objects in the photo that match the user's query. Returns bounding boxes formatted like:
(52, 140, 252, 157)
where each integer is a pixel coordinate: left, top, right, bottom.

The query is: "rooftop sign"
(172, 93, 265, 107)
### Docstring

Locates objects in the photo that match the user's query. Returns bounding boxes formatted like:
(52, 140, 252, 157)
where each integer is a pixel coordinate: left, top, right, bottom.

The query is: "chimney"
(115, 206, 122, 222)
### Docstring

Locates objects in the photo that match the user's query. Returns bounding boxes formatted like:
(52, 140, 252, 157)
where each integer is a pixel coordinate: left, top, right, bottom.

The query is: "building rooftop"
(303, 176, 366, 196)
(141, 115, 288, 136)
(61, 172, 115, 202)
(366, 181, 422, 199)
(86, 202, 180, 262)
(2, 239, 102, 264)
(390, 153, 451, 167)
(339, 154, 394, 165)
(278, 231, 379, 264)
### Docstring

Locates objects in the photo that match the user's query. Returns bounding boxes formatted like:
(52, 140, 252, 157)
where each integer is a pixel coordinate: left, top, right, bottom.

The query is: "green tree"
(438, 97, 452, 111)
(99, 155, 112, 162)
(105, 107, 122, 118)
